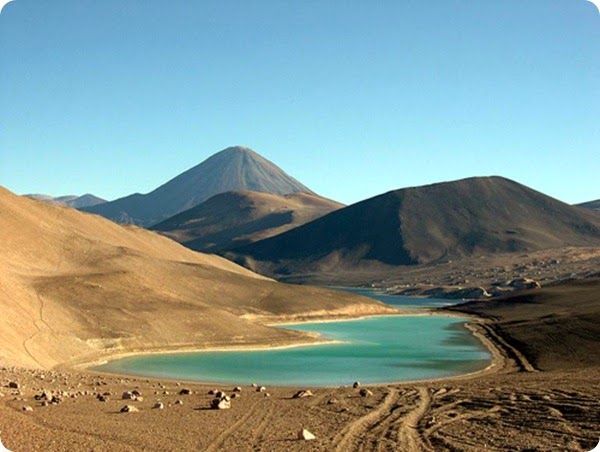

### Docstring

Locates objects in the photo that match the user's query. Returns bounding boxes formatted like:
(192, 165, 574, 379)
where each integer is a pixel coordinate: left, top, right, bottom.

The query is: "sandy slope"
(0, 186, 393, 369)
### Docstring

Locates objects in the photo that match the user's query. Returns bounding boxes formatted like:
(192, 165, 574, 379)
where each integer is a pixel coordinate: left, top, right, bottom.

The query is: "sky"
(0, 0, 598, 205)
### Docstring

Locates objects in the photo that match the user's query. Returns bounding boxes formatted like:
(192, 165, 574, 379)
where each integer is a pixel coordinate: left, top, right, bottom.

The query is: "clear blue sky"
(1, 0, 598, 205)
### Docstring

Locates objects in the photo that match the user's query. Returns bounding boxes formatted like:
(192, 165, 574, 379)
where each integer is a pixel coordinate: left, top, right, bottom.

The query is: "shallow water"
(93, 314, 491, 386)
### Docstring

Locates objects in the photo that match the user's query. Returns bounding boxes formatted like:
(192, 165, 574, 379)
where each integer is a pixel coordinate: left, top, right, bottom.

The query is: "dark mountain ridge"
(225, 176, 600, 278)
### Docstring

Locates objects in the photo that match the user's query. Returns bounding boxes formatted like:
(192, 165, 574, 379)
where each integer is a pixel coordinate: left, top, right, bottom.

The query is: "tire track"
(395, 387, 431, 452)
(204, 400, 262, 452)
(333, 389, 398, 452)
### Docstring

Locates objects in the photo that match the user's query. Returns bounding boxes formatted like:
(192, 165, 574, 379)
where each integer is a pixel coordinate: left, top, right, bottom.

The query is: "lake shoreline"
(79, 310, 500, 387)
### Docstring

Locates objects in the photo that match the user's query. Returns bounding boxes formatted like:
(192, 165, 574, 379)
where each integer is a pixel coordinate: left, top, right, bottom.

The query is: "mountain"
(225, 176, 600, 279)
(577, 199, 600, 211)
(151, 190, 343, 253)
(81, 146, 314, 227)
(0, 187, 392, 368)
(26, 193, 107, 208)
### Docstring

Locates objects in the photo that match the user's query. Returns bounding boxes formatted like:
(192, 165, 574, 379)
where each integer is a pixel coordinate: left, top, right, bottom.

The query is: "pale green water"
(93, 315, 491, 386)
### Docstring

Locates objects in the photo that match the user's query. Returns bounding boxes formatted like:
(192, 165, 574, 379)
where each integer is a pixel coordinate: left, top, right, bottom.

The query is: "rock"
(97, 394, 109, 402)
(22, 405, 33, 411)
(207, 389, 217, 395)
(359, 388, 373, 397)
(264, 393, 271, 398)
(120, 405, 138, 413)
(210, 396, 231, 410)
(507, 278, 541, 290)
(257, 386, 267, 392)
(352, 381, 361, 388)
(8, 382, 19, 389)
(135, 396, 144, 402)
(215, 390, 226, 398)
(251, 383, 258, 388)
(122, 391, 136, 400)
(174, 399, 183, 405)
(298, 428, 316, 440)
(50, 396, 62, 404)
(231, 393, 240, 399)
(131, 389, 142, 396)
(153, 402, 164, 409)
(179, 388, 191, 395)
(327, 398, 338, 405)
(292, 390, 314, 399)
(41, 401, 49, 407)
(233, 386, 242, 393)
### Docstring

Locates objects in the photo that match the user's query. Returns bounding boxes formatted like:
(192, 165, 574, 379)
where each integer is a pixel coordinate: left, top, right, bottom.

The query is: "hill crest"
(82, 146, 314, 226)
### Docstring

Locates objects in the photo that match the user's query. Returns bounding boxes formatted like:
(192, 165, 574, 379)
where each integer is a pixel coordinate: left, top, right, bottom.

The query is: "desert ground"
(1, 279, 598, 451)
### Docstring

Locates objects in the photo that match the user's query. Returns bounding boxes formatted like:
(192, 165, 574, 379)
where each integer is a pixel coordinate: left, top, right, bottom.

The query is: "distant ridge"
(225, 176, 600, 278)
(26, 193, 106, 208)
(577, 199, 600, 211)
(82, 146, 314, 227)
(152, 190, 343, 253)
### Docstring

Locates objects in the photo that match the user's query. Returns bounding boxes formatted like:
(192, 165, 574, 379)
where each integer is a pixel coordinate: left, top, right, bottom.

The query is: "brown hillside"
(447, 278, 600, 371)
(226, 177, 600, 279)
(0, 187, 393, 369)
(151, 190, 343, 253)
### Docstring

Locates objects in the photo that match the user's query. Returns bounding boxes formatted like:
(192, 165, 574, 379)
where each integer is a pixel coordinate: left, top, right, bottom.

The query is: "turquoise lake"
(93, 304, 491, 386)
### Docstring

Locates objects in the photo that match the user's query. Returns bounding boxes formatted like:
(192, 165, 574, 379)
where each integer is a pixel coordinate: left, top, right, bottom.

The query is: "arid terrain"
(1, 185, 599, 451)
(1, 280, 598, 451)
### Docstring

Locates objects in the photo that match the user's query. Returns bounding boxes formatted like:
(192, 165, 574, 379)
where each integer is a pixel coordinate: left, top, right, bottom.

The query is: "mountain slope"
(0, 187, 392, 369)
(577, 199, 600, 211)
(26, 193, 107, 208)
(81, 146, 314, 226)
(151, 190, 343, 253)
(225, 177, 600, 278)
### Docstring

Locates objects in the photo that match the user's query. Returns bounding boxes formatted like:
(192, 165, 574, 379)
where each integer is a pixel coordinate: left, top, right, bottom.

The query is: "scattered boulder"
(215, 390, 226, 399)
(508, 278, 541, 290)
(122, 391, 136, 400)
(174, 399, 183, 405)
(292, 390, 314, 399)
(359, 388, 373, 397)
(210, 396, 231, 410)
(257, 386, 267, 393)
(50, 396, 62, 405)
(233, 386, 242, 393)
(179, 388, 191, 395)
(22, 405, 33, 411)
(131, 389, 142, 397)
(352, 381, 361, 389)
(207, 389, 217, 395)
(8, 382, 19, 389)
(231, 393, 240, 399)
(97, 394, 109, 402)
(153, 402, 164, 410)
(120, 405, 138, 413)
(327, 398, 338, 405)
(298, 428, 316, 440)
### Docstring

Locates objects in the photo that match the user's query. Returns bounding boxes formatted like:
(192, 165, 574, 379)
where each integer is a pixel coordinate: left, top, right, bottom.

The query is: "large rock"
(120, 405, 138, 413)
(210, 396, 231, 410)
(507, 278, 541, 290)
(298, 429, 316, 440)
(292, 390, 314, 399)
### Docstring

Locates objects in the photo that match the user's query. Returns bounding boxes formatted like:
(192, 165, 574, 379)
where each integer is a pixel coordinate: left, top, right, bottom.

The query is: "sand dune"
(0, 187, 393, 369)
